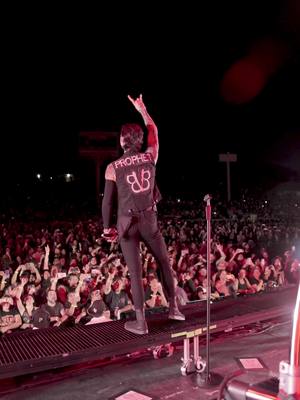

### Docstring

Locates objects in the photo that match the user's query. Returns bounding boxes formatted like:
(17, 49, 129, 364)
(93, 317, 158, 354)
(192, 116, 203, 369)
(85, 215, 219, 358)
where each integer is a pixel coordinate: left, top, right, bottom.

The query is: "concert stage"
(0, 285, 297, 399)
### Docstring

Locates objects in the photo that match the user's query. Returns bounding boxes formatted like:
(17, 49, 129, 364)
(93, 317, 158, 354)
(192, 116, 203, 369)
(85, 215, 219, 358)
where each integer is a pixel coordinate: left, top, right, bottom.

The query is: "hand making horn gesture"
(128, 94, 146, 114)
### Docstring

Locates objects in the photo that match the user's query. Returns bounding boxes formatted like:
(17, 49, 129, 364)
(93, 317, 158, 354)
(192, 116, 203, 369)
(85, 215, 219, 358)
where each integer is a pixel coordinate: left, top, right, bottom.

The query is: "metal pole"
(184, 338, 190, 363)
(226, 160, 231, 202)
(194, 335, 199, 362)
(204, 194, 211, 382)
(193, 196, 223, 387)
(219, 153, 236, 203)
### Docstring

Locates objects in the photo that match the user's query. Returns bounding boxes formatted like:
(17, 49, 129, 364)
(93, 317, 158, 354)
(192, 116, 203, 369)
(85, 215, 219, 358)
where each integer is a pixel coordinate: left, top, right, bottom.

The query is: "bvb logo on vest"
(126, 169, 151, 193)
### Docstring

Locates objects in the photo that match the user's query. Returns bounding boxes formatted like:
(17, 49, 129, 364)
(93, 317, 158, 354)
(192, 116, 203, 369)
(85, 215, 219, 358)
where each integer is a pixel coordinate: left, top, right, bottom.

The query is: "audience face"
(239, 269, 246, 279)
(237, 254, 244, 262)
(20, 274, 29, 285)
(263, 266, 272, 278)
(47, 290, 57, 304)
(68, 292, 79, 305)
(91, 289, 101, 301)
(69, 275, 79, 288)
(90, 257, 97, 266)
(43, 270, 50, 280)
(197, 288, 206, 300)
(261, 250, 269, 260)
(253, 268, 261, 280)
(150, 278, 159, 292)
(112, 279, 123, 293)
(1, 296, 13, 312)
(274, 258, 282, 270)
(83, 264, 91, 274)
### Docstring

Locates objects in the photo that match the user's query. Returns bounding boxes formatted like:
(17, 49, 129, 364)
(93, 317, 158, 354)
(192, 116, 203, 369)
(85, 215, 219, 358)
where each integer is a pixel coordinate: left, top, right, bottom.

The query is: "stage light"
(65, 173, 74, 182)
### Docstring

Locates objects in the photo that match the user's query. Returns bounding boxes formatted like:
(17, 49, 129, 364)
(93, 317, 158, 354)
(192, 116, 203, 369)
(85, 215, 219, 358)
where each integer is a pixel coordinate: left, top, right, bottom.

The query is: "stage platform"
(0, 285, 297, 382)
(0, 312, 292, 399)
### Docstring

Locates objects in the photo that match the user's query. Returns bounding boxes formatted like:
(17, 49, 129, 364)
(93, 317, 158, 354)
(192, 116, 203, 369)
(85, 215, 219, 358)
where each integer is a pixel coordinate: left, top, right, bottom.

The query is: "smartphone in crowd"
(80, 273, 91, 280)
(91, 269, 101, 275)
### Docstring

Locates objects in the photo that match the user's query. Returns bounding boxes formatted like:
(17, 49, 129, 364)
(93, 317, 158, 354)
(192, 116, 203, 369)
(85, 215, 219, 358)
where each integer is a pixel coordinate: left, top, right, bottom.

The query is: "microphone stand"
(195, 194, 223, 387)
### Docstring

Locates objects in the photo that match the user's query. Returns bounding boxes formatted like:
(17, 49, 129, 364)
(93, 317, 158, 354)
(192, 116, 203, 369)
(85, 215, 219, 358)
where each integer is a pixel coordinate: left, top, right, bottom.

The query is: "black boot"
(169, 298, 185, 321)
(124, 308, 148, 335)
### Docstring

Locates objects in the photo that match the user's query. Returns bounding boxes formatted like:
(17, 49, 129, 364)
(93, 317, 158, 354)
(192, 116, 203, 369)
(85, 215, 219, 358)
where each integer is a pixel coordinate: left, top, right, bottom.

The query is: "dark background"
(1, 1, 299, 201)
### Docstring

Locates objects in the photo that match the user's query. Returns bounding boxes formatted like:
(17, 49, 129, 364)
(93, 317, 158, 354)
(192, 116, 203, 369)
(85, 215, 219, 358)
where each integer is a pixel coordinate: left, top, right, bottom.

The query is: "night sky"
(1, 1, 299, 197)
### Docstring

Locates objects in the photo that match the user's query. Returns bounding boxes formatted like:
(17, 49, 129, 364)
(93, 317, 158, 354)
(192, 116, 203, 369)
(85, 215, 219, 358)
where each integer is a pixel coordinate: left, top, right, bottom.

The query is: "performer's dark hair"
(120, 123, 144, 151)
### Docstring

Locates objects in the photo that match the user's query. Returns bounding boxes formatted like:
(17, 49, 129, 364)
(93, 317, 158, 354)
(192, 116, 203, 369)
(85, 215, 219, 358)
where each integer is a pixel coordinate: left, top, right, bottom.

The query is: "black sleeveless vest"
(113, 150, 156, 216)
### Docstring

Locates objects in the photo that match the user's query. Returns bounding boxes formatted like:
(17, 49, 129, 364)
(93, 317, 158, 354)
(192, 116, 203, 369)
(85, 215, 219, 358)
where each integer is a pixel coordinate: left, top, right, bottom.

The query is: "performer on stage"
(102, 94, 185, 334)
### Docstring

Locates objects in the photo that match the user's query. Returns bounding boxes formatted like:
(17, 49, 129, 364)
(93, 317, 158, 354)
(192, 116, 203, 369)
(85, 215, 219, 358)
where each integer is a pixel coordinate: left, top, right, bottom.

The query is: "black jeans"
(119, 210, 175, 311)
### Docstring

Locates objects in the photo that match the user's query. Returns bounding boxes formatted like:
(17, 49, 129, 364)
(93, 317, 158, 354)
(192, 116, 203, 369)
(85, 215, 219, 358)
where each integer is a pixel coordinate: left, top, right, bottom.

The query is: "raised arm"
(128, 94, 159, 163)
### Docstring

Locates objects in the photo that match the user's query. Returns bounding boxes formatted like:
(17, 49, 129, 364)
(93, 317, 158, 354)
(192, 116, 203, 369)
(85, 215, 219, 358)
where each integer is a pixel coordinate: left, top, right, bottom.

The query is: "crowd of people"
(0, 195, 299, 335)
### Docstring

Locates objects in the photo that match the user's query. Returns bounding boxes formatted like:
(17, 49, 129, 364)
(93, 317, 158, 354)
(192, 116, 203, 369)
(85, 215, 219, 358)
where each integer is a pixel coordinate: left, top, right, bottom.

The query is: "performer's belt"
(128, 204, 156, 215)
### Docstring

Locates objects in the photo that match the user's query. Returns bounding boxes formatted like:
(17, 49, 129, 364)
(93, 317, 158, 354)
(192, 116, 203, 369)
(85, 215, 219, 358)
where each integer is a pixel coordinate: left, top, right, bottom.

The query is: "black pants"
(119, 210, 175, 311)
